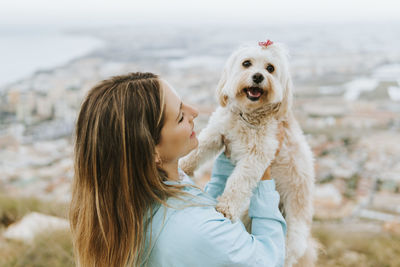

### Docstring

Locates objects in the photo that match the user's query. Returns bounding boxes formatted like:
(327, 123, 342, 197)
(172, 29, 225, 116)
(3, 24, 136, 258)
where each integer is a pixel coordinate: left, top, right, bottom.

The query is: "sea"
(0, 26, 103, 90)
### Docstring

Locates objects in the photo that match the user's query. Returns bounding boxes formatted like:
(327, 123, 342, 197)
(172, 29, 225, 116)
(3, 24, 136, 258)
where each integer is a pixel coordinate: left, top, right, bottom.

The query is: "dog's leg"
(216, 123, 279, 221)
(284, 219, 311, 267)
(215, 155, 268, 221)
(278, 167, 315, 267)
(275, 143, 315, 267)
(293, 237, 320, 267)
(179, 116, 224, 176)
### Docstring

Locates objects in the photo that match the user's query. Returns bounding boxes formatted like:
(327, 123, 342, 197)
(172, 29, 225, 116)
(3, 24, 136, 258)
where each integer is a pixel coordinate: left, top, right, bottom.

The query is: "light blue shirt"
(143, 153, 286, 267)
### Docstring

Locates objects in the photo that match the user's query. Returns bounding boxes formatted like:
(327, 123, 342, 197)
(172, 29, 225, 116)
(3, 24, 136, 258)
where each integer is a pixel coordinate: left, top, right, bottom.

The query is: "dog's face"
(217, 43, 292, 116)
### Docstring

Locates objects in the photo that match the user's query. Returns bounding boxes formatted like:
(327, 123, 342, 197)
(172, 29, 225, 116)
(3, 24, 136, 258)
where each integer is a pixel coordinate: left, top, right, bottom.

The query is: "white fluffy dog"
(179, 41, 317, 267)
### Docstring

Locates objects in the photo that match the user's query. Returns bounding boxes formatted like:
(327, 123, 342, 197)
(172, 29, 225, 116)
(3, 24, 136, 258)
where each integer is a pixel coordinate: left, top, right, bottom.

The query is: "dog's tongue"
(248, 88, 262, 98)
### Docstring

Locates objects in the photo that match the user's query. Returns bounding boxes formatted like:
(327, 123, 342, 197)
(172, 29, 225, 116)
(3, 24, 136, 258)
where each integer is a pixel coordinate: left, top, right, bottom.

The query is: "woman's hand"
(261, 165, 272, 180)
(222, 123, 284, 181)
(222, 135, 231, 158)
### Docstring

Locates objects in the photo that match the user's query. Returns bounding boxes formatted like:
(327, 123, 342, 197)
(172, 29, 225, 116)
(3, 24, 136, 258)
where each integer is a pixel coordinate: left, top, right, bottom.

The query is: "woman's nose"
(188, 105, 199, 120)
(192, 107, 199, 119)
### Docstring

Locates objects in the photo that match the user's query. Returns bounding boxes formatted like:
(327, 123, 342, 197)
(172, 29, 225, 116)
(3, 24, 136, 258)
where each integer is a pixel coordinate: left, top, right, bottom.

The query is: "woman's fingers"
(222, 135, 231, 158)
(261, 165, 272, 180)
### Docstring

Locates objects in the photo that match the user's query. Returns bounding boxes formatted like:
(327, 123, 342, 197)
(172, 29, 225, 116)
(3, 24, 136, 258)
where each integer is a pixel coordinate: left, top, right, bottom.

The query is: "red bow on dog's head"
(258, 40, 274, 48)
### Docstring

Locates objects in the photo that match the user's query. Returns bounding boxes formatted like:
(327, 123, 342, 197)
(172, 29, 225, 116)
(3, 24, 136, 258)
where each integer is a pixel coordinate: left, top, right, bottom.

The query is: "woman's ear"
(216, 68, 228, 107)
(155, 149, 162, 165)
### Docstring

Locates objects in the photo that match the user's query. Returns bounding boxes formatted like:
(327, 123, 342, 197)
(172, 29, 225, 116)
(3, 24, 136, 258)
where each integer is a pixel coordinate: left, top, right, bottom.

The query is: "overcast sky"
(1, 0, 400, 27)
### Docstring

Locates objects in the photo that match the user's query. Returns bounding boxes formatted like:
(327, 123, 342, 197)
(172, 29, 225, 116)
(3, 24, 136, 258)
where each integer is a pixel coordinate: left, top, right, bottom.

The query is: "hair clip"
(258, 40, 274, 48)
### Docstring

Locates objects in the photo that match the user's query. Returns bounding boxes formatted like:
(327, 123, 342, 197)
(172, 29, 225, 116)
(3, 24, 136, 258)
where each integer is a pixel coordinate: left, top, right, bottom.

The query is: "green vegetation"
(343, 174, 361, 199)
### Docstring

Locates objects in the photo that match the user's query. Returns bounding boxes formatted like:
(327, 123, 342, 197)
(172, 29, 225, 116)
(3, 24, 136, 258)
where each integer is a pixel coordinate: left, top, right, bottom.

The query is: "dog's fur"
(179, 43, 317, 267)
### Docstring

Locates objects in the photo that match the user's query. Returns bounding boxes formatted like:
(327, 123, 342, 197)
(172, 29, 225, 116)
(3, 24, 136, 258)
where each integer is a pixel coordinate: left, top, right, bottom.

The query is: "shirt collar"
(163, 168, 195, 186)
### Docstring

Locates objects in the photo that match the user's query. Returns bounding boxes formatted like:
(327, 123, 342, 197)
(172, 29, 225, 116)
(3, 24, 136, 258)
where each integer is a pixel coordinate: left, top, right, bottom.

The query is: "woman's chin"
(192, 137, 199, 147)
(190, 143, 198, 153)
(183, 139, 198, 156)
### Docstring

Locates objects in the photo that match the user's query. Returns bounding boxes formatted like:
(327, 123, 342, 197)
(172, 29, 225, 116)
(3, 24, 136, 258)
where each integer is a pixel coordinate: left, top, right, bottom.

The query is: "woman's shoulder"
(146, 198, 232, 266)
(159, 183, 218, 219)
(150, 173, 219, 232)
(163, 169, 217, 207)
(145, 182, 223, 256)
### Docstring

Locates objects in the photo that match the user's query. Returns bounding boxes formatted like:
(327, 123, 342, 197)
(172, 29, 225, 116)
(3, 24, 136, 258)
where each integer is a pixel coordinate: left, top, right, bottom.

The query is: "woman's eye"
(178, 113, 184, 123)
(242, 60, 252, 67)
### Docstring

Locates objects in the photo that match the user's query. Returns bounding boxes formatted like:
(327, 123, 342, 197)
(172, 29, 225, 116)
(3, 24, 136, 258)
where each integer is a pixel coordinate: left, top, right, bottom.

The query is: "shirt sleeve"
(155, 180, 287, 267)
(204, 152, 235, 199)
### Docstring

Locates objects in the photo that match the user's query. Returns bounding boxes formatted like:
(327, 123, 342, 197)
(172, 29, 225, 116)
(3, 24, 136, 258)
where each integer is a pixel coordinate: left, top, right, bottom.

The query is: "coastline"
(0, 29, 103, 91)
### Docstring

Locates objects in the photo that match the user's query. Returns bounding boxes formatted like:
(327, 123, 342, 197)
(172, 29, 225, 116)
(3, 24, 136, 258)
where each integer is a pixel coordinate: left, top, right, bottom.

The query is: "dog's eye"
(266, 64, 275, 73)
(242, 60, 252, 68)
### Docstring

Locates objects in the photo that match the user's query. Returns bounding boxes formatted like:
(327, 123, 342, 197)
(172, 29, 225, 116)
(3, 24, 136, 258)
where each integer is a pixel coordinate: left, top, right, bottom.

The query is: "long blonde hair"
(70, 72, 186, 266)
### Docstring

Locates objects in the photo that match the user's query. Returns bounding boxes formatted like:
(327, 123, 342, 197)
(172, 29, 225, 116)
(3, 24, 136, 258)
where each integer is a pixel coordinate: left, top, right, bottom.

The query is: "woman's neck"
(162, 160, 180, 181)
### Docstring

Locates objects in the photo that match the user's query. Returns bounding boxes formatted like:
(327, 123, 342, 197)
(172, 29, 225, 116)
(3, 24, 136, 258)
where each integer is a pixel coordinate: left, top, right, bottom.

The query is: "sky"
(1, 0, 400, 28)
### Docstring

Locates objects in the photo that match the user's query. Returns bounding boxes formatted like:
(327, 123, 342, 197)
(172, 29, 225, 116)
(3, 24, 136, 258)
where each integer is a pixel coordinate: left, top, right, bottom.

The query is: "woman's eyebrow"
(175, 102, 183, 121)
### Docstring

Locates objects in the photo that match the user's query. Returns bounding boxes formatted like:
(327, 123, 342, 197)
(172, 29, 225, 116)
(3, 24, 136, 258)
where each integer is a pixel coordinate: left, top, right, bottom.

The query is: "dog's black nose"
(252, 73, 264, 84)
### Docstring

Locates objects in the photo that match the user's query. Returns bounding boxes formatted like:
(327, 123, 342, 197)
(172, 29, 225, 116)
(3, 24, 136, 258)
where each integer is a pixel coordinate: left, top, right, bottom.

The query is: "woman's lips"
(190, 131, 196, 138)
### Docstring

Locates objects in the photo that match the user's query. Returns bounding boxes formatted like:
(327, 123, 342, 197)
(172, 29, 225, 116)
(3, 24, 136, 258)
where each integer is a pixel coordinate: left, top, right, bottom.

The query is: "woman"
(70, 72, 286, 266)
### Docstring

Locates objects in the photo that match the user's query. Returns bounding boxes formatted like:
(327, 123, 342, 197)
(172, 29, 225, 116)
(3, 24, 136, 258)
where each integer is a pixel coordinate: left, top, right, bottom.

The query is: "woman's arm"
(204, 152, 234, 199)
(169, 144, 285, 266)
(204, 150, 273, 200)
(154, 179, 287, 267)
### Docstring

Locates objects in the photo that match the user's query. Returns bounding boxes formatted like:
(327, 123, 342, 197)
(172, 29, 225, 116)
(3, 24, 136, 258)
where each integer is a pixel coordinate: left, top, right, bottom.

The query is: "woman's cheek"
(185, 123, 192, 136)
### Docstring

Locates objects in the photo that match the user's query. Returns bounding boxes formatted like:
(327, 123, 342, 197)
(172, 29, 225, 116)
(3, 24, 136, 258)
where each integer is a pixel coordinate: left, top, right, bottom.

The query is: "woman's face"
(156, 80, 199, 163)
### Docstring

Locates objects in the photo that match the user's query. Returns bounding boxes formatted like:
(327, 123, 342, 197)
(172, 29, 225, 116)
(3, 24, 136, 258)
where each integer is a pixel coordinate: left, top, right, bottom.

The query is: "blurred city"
(1, 20, 400, 266)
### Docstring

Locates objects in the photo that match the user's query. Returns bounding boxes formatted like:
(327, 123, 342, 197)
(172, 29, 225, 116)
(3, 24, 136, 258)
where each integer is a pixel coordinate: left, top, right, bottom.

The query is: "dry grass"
(0, 194, 73, 267)
(1, 194, 400, 266)
(313, 224, 400, 267)
(0, 229, 74, 267)
(0, 194, 68, 229)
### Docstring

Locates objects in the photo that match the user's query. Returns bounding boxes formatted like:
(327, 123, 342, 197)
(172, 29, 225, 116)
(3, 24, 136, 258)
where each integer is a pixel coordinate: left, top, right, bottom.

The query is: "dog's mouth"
(243, 87, 264, 101)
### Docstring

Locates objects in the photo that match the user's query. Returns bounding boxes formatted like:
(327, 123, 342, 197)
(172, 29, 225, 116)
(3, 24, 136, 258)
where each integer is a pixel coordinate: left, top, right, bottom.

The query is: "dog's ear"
(277, 69, 293, 119)
(273, 43, 293, 119)
(216, 47, 245, 107)
(216, 68, 229, 107)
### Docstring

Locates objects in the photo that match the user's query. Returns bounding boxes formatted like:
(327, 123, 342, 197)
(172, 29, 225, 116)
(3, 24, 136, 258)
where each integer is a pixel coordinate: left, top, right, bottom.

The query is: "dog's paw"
(215, 202, 235, 220)
(284, 257, 295, 267)
(285, 233, 307, 265)
(179, 158, 195, 176)
(215, 197, 240, 221)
